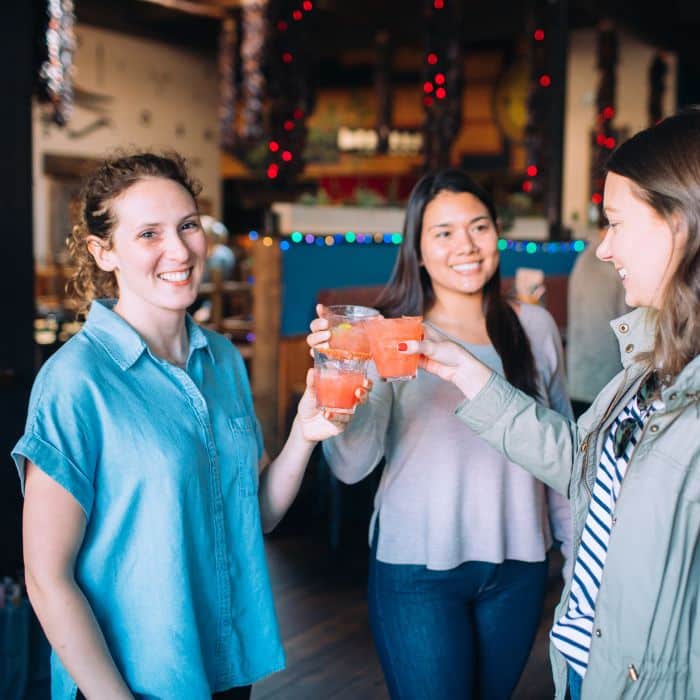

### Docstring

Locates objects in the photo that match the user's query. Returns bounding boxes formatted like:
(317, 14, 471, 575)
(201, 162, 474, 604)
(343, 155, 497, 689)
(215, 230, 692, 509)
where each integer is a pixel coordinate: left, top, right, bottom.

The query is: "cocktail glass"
(313, 348, 369, 414)
(366, 316, 423, 381)
(326, 304, 380, 355)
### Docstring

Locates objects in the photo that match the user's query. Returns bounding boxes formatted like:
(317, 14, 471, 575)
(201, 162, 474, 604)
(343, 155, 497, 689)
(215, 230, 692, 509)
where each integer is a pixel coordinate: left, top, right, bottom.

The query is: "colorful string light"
(248, 231, 586, 253)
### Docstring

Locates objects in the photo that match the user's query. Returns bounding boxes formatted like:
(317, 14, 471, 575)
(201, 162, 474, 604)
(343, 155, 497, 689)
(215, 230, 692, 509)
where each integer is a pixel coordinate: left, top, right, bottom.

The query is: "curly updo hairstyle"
(66, 151, 202, 316)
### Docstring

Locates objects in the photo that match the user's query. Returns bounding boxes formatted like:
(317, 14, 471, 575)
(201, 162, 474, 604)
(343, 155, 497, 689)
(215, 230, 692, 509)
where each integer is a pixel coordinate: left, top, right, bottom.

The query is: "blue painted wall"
(279, 242, 584, 336)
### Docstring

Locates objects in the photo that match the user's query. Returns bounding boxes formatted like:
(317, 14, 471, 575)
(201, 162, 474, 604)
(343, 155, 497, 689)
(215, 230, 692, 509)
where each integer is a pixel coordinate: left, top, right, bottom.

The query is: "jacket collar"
(84, 299, 213, 370)
(610, 307, 700, 408)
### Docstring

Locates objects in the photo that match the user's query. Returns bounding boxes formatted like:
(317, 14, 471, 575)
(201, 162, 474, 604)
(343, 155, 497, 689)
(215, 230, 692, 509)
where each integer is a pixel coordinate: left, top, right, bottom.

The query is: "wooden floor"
(253, 532, 561, 699)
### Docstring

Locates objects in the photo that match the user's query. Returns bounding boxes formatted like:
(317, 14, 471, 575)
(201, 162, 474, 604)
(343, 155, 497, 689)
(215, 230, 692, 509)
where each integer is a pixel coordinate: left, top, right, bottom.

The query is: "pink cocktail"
(366, 316, 423, 381)
(326, 305, 380, 355)
(313, 348, 369, 414)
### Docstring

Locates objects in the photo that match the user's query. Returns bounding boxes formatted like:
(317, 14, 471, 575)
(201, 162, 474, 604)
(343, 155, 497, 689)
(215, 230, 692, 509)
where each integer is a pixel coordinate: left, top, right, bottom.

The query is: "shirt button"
(595, 628, 602, 637)
(612, 516, 617, 526)
(650, 424, 659, 433)
(581, 439, 588, 453)
(618, 323, 630, 334)
(669, 392, 678, 401)
(625, 344, 635, 353)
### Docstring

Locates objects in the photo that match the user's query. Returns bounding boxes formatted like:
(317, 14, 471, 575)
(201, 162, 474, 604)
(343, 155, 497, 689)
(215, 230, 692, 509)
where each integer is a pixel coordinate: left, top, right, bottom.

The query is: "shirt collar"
(84, 299, 214, 370)
(610, 307, 655, 369)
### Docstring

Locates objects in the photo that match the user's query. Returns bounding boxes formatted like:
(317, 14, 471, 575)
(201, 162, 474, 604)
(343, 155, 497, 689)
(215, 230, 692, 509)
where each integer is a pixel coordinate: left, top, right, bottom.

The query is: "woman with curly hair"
(12, 151, 365, 699)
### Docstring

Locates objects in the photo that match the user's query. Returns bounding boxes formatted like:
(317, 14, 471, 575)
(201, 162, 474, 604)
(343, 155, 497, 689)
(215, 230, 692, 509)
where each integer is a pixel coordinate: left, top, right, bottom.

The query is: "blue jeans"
(368, 533, 548, 700)
(568, 666, 582, 700)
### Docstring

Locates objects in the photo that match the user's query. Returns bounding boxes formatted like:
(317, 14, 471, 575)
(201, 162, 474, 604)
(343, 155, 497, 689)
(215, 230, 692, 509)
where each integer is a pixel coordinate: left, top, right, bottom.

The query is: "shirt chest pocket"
(228, 415, 260, 497)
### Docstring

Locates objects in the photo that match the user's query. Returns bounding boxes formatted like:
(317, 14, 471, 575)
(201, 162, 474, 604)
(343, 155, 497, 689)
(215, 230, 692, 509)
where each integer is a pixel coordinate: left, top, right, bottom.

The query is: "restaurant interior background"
(2, 0, 700, 697)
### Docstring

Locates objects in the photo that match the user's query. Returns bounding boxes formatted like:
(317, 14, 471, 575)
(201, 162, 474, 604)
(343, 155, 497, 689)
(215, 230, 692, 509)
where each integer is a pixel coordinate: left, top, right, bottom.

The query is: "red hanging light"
(539, 74, 551, 88)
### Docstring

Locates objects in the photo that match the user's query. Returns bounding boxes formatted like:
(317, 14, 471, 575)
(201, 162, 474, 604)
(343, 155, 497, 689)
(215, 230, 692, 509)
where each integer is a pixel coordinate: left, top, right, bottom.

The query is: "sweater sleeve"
(322, 364, 393, 484)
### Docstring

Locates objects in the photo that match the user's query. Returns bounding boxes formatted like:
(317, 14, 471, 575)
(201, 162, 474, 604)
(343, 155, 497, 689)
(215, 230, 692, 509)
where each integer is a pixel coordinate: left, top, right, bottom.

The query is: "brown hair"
(66, 151, 202, 316)
(375, 169, 540, 399)
(606, 109, 700, 379)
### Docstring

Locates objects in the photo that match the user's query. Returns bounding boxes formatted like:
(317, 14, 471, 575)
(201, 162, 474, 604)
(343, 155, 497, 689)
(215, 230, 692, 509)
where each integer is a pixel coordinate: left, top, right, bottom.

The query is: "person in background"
(12, 152, 366, 700)
(403, 110, 700, 699)
(567, 219, 630, 417)
(307, 169, 572, 700)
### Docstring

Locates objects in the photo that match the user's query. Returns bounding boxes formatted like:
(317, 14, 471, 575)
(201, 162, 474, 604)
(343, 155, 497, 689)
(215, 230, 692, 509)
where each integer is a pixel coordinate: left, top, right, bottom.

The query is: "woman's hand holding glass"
(399, 325, 494, 399)
(304, 304, 372, 433)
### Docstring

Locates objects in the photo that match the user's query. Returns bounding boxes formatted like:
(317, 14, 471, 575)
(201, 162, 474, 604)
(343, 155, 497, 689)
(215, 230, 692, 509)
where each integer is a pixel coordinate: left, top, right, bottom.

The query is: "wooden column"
(0, 0, 35, 574)
(252, 239, 281, 452)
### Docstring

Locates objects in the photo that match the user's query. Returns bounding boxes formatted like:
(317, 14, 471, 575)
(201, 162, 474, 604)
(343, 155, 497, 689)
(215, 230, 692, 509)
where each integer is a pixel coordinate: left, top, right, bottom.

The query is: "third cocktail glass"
(366, 316, 423, 381)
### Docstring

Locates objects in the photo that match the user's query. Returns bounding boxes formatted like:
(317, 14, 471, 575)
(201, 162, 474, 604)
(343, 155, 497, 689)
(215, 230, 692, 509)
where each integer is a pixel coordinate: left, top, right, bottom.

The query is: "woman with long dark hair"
(401, 111, 700, 700)
(307, 169, 572, 699)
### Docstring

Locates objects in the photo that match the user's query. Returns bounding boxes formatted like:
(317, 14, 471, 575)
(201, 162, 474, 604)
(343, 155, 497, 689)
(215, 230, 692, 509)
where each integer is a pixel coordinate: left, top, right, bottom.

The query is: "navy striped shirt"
(551, 387, 661, 677)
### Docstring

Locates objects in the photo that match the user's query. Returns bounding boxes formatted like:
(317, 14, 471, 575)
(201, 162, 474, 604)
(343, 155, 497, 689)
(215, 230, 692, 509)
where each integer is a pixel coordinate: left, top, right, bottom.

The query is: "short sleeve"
(11, 360, 99, 518)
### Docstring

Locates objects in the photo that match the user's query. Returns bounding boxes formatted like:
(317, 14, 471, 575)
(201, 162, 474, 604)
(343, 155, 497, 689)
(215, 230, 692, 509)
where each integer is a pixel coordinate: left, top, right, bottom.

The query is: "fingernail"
(397, 342, 408, 351)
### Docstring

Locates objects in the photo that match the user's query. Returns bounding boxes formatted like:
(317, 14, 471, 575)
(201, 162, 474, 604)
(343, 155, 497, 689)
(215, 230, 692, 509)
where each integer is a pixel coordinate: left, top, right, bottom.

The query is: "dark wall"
(0, 1, 35, 575)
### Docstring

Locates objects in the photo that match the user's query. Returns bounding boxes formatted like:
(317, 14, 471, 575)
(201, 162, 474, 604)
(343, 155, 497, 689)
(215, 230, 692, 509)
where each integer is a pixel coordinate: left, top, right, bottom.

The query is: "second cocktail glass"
(366, 316, 423, 381)
(313, 348, 369, 414)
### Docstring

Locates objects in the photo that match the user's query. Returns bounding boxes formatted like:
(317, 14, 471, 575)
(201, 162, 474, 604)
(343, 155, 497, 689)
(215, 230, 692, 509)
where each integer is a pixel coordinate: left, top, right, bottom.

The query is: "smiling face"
(88, 176, 206, 326)
(597, 172, 687, 309)
(419, 190, 499, 302)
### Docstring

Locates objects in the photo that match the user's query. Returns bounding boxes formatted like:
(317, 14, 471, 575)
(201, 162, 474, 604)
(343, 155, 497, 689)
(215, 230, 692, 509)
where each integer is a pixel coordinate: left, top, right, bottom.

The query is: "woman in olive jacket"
(402, 109, 700, 699)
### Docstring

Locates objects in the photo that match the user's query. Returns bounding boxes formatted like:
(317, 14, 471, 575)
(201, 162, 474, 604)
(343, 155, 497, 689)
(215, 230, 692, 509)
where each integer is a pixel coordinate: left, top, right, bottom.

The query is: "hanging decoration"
(37, 0, 77, 127)
(264, 0, 317, 183)
(522, 3, 550, 202)
(421, 0, 463, 171)
(648, 52, 668, 127)
(218, 15, 238, 152)
(589, 20, 618, 224)
(240, 1, 268, 145)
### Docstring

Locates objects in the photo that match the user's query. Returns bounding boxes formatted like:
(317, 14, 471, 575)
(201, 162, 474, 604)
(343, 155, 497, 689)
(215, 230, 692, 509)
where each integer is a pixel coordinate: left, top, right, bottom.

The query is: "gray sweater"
(323, 303, 573, 574)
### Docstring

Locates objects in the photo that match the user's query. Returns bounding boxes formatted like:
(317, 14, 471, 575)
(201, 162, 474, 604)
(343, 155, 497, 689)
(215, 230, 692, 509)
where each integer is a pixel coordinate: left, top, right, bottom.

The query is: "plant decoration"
(263, 0, 318, 183)
(522, 2, 550, 204)
(421, 0, 463, 171)
(36, 0, 76, 126)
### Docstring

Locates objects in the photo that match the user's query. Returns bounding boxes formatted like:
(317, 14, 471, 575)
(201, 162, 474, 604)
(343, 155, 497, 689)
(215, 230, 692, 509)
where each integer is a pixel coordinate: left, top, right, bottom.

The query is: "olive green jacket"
(456, 308, 700, 699)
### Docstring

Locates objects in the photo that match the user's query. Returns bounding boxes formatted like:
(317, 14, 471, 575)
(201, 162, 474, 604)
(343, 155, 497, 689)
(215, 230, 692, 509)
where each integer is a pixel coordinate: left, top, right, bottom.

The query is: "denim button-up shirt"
(12, 300, 284, 699)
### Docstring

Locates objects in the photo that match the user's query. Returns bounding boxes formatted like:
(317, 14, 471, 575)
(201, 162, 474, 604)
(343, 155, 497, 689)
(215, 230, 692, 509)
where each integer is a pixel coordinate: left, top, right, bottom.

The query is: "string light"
(247, 231, 585, 253)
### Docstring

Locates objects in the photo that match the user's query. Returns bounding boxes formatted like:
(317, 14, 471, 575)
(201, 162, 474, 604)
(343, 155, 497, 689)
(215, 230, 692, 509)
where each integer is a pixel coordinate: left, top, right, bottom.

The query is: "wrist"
(453, 362, 493, 399)
(292, 412, 320, 447)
